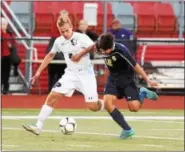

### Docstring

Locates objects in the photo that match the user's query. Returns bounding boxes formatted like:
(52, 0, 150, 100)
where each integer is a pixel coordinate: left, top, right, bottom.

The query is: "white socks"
(35, 100, 104, 129)
(36, 104, 53, 129)
(98, 99, 104, 111)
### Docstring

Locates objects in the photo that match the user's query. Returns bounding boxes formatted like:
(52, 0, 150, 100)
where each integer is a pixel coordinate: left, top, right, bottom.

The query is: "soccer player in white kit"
(22, 16, 104, 135)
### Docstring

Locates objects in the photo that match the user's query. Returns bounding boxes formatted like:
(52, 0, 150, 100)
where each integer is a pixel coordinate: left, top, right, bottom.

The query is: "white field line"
(77, 131, 184, 141)
(136, 135, 184, 141)
(2, 116, 184, 120)
(69, 143, 162, 148)
(69, 144, 91, 147)
(2, 111, 163, 114)
(141, 144, 164, 148)
(150, 129, 184, 131)
(1, 128, 164, 149)
(2, 127, 184, 141)
(2, 144, 20, 147)
(69, 143, 163, 149)
(134, 120, 184, 123)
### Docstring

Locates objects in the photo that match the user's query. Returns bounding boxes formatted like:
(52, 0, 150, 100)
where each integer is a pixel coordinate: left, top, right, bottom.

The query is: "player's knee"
(128, 106, 139, 112)
(86, 102, 100, 112)
(128, 100, 141, 112)
(45, 91, 63, 107)
(129, 108, 139, 112)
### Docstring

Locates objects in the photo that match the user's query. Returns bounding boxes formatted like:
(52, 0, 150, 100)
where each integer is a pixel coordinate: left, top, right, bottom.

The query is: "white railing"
(139, 38, 184, 66)
(2, 10, 30, 50)
(2, 10, 38, 61)
(1, 2, 39, 88)
(21, 37, 184, 65)
(140, 44, 148, 66)
(2, 1, 30, 38)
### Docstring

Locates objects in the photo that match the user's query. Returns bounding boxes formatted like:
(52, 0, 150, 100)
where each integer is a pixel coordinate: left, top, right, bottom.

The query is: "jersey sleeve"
(79, 34, 94, 48)
(119, 44, 137, 67)
(50, 38, 60, 53)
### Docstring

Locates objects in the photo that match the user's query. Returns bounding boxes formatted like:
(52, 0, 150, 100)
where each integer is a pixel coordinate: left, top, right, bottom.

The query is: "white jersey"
(51, 32, 98, 102)
(51, 32, 94, 69)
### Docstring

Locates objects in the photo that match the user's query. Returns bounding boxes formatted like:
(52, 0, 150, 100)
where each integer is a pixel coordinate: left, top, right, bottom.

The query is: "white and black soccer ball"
(59, 117, 77, 135)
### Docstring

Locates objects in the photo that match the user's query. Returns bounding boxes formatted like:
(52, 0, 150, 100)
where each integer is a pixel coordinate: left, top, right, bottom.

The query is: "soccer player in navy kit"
(72, 33, 159, 139)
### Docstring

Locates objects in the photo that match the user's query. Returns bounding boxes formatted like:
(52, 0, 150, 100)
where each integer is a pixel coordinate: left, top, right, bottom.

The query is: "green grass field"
(2, 109, 184, 151)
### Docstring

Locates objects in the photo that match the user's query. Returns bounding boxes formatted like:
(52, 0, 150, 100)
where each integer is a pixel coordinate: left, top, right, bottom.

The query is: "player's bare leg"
(127, 100, 141, 112)
(86, 99, 104, 111)
(22, 91, 63, 135)
(127, 87, 159, 112)
(98, 99, 104, 111)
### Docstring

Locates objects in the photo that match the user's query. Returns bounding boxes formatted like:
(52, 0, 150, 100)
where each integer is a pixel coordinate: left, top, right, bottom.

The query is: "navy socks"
(109, 108, 131, 130)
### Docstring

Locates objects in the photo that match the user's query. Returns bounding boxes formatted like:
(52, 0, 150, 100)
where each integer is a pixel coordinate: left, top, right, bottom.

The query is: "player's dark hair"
(98, 33, 114, 50)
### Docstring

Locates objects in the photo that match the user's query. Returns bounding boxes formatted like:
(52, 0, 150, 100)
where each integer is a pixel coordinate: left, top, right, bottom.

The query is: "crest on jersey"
(105, 59, 113, 67)
(53, 82, 61, 88)
(71, 38, 77, 46)
(112, 56, 117, 61)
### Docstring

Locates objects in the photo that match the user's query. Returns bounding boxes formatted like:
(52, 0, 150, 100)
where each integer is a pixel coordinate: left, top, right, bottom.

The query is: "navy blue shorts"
(104, 76, 140, 101)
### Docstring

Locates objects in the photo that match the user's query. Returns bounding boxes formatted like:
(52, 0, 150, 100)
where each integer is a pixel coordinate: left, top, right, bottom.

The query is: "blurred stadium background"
(1, 0, 184, 95)
(1, 0, 184, 151)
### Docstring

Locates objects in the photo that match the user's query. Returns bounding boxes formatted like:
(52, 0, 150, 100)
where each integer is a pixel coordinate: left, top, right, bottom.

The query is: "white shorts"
(51, 65, 98, 102)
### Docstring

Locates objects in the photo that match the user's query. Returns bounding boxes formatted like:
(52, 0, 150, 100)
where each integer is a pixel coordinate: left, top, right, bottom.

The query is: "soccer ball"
(59, 117, 77, 135)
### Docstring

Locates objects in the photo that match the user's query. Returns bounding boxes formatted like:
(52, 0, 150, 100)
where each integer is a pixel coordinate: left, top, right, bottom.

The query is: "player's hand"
(30, 72, 40, 85)
(71, 53, 81, 62)
(147, 80, 160, 88)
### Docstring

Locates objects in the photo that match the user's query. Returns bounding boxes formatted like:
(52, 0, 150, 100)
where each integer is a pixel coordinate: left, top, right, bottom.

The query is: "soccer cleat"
(119, 128, 135, 139)
(22, 124, 41, 135)
(140, 87, 158, 100)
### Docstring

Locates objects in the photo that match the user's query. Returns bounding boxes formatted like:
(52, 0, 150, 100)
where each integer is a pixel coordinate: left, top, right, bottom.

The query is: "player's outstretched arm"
(134, 63, 159, 87)
(31, 52, 55, 85)
(71, 44, 95, 62)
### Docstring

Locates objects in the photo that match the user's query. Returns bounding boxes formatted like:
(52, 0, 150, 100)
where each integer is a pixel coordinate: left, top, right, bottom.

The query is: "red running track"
(2, 95, 184, 109)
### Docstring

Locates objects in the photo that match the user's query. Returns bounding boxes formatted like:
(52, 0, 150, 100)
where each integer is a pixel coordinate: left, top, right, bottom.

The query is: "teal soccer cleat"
(119, 128, 135, 139)
(140, 87, 158, 100)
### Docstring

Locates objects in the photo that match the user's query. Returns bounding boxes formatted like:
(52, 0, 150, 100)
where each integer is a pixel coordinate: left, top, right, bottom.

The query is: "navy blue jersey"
(103, 42, 136, 75)
(103, 42, 137, 85)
